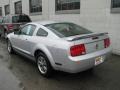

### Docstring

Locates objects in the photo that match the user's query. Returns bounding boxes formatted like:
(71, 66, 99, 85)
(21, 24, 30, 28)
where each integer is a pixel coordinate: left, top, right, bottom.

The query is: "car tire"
(36, 52, 53, 77)
(7, 40, 14, 54)
(87, 68, 94, 72)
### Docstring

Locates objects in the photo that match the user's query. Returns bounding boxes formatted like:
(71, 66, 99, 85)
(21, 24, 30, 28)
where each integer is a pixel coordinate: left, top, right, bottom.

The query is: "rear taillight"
(104, 38, 110, 48)
(7, 24, 14, 30)
(70, 44, 86, 57)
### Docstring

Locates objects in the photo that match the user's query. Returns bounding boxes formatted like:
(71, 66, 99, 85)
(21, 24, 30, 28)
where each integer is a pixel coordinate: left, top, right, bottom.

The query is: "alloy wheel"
(37, 56, 48, 74)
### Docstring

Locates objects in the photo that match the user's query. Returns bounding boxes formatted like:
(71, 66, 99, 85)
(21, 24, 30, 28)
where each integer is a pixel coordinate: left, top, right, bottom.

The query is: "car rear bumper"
(60, 47, 111, 73)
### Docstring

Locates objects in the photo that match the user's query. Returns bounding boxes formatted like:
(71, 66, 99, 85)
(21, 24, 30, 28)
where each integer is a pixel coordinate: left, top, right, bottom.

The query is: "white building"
(0, 0, 120, 55)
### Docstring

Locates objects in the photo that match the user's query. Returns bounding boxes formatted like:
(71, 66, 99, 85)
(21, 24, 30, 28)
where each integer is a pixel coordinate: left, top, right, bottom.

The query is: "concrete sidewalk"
(0, 64, 23, 90)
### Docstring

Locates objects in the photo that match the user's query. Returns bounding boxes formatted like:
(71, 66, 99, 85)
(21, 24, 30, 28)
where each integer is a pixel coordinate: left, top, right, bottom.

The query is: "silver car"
(7, 21, 111, 77)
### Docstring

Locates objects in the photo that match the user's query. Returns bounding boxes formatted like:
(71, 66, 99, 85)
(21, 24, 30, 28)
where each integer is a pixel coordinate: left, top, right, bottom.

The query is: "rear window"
(45, 23, 92, 37)
(12, 15, 31, 23)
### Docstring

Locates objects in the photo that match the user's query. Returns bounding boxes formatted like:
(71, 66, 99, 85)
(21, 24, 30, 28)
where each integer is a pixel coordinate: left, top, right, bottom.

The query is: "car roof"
(4, 14, 29, 17)
(30, 21, 72, 26)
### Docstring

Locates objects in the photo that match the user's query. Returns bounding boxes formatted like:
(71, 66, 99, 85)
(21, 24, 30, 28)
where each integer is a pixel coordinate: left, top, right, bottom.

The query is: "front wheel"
(7, 40, 14, 54)
(36, 52, 53, 77)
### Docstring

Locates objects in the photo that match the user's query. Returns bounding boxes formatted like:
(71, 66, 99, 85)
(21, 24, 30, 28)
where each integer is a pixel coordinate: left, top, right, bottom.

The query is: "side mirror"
(14, 30, 21, 35)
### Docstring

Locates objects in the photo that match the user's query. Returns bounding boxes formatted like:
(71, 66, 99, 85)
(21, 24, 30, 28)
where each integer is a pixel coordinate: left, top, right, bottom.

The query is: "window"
(0, 7, 2, 16)
(5, 5, 10, 15)
(20, 25, 36, 36)
(15, 1, 22, 14)
(111, 0, 120, 13)
(45, 23, 92, 38)
(55, 0, 80, 14)
(36, 28, 48, 36)
(29, 0, 42, 14)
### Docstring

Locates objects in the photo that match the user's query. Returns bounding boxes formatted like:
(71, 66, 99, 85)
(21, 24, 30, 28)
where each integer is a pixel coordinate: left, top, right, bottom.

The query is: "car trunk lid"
(63, 32, 109, 55)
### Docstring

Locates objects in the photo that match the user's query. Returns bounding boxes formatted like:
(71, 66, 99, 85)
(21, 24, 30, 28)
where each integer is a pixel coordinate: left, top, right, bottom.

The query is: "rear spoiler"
(70, 32, 108, 41)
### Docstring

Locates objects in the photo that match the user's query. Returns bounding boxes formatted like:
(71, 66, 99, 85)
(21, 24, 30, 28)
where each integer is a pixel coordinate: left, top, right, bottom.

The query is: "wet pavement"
(0, 38, 120, 90)
(0, 64, 23, 90)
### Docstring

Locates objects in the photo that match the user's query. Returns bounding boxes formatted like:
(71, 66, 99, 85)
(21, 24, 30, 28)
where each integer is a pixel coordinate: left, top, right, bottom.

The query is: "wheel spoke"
(43, 66, 47, 71)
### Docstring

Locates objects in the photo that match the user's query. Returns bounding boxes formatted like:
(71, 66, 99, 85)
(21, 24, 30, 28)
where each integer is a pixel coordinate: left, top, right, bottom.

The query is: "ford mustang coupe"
(7, 21, 111, 77)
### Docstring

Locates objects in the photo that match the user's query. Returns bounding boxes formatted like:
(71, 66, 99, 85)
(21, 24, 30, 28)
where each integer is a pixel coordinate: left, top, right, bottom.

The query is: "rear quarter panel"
(30, 36, 73, 69)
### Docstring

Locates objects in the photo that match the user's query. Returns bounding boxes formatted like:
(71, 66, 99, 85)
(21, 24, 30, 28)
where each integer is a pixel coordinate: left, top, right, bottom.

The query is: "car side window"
(20, 25, 36, 36)
(36, 28, 48, 37)
(2, 17, 6, 23)
(3, 17, 9, 23)
(0, 18, 3, 23)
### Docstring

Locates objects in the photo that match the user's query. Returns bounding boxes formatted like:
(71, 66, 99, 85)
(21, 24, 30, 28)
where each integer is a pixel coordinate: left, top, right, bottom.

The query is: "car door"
(12, 24, 36, 55)
(11, 25, 29, 53)
(21, 24, 36, 54)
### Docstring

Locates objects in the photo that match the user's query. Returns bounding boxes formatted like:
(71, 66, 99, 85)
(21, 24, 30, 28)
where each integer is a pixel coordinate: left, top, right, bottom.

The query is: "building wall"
(0, 0, 120, 55)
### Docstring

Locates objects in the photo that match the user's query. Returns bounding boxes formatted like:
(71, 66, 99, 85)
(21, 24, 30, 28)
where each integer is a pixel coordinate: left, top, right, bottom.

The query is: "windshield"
(12, 15, 31, 23)
(45, 23, 92, 38)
